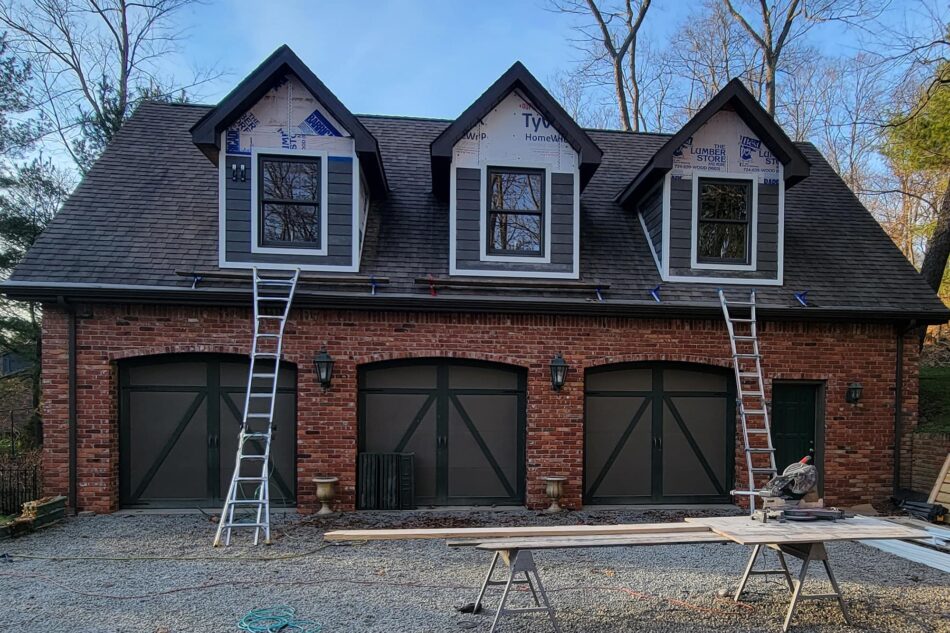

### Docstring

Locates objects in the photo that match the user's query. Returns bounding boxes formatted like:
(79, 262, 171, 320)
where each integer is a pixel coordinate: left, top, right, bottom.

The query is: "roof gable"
(190, 45, 388, 196)
(430, 61, 603, 197)
(616, 78, 810, 206)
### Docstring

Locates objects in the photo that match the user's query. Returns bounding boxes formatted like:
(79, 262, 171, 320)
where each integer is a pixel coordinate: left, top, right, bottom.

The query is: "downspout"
(56, 296, 78, 515)
(893, 320, 917, 498)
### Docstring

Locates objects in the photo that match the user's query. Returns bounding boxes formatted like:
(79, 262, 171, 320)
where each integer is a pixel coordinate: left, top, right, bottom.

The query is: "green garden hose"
(238, 605, 321, 633)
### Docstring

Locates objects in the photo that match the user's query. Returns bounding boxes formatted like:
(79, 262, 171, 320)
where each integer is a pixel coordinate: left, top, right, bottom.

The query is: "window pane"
(262, 203, 320, 246)
(262, 159, 320, 201)
(698, 223, 747, 261)
(490, 171, 543, 211)
(700, 181, 749, 221)
(489, 212, 542, 253)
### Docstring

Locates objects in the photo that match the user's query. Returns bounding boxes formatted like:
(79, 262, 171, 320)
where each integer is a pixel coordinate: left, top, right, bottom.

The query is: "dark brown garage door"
(358, 360, 525, 506)
(119, 354, 296, 508)
(584, 363, 735, 504)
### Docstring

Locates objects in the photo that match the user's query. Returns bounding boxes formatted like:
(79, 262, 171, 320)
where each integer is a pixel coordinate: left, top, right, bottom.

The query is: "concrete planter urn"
(542, 476, 567, 513)
(313, 477, 339, 515)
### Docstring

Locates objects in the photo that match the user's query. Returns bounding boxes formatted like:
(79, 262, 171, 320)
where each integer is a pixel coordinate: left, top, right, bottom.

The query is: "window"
(258, 155, 322, 248)
(486, 167, 544, 256)
(697, 178, 752, 264)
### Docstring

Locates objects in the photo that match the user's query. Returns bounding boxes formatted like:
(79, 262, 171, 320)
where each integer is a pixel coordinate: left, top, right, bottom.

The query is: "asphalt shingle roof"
(7, 101, 948, 322)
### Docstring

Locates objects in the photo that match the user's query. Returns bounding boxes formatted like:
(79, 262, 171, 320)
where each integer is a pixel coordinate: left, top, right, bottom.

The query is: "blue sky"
(170, 0, 687, 118)
(165, 1, 918, 119)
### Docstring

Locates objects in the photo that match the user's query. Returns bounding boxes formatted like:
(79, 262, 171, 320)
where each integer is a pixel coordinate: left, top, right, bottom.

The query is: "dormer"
(617, 79, 809, 285)
(191, 46, 387, 272)
(431, 62, 602, 279)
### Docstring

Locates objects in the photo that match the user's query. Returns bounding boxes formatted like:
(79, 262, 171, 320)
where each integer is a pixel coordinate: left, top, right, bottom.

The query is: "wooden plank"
(323, 522, 709, 542)
(474, 531, 728, 551)
(685, 516, 931, 545)
(929, 453, 950, 504)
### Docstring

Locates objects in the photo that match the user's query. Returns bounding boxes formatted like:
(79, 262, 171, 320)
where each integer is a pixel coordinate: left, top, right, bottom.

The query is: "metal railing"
(0, 462, 39, 515)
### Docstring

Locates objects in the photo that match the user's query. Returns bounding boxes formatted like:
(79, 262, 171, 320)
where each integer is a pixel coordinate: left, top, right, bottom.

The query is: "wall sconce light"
(550, 353, 569, 391)
(313, 348, 334, 390)
(845, 381, 863, 404)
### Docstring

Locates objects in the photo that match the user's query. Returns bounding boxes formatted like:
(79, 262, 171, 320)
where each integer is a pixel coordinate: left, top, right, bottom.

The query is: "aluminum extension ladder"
(719, 289, 778, 513)
(213, 267, 300, 546)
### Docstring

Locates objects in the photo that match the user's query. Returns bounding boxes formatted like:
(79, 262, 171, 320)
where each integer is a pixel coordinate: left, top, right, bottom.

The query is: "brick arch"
(351, 349, 529, 370)
(581, 354, 733, 372)
(107, 344, 250, 362)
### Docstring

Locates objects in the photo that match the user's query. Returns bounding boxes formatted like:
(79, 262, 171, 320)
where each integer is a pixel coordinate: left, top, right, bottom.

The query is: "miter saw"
(751, 451, 847, 523)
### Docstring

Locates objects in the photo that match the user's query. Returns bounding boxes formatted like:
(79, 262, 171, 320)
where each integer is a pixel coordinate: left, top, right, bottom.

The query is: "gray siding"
(224, 155, 354, 267)
(454, 168, 575, 274)
(638, 183, 663, 263)
(668, 177, 780, 281)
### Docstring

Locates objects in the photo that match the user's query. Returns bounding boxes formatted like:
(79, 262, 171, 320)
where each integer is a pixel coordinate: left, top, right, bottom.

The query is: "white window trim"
(479, 163, 552, 264)
(689, 172, 758, 272)
(449, 163, 580, 280)
(250, 146, 330, 257)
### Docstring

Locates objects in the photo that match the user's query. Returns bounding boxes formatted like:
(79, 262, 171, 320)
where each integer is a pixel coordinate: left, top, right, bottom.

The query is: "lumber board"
(323, 522, 709, 542)
(474, 531, 729, 551)
(928, 453, 950, 505)
(685, 515, 931, 545)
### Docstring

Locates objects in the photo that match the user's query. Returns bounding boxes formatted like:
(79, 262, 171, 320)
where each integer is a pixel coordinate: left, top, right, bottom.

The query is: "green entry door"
(771, 383, 820, 474)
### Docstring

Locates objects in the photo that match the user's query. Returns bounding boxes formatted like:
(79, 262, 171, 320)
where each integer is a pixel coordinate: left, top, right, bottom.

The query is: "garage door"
(585, 363, 735, 504)
(119, 354, 296, 508)
(359, 360, 525, 506)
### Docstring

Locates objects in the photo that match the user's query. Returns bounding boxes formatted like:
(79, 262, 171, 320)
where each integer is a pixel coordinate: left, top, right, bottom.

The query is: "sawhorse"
(735, 542, 852, 632)
(473, 548, 561, 633)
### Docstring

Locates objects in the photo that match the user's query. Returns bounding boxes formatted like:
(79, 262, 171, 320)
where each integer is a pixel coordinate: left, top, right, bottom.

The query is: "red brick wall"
(908, 432, 950, 496)
(40, 303, 919, 514)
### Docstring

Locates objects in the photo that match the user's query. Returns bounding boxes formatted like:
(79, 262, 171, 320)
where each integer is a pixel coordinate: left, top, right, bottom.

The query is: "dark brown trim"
(190, 45, 388, 197)
(430, 61, 602, 197)
(616, 78, 811, 206)
(9, 283, 949, 325)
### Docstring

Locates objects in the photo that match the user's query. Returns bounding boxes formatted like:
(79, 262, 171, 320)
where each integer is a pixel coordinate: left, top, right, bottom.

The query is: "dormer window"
(697, 178, 752, 265)
(259, 154, 322, 249)
(487, 167, 545, 256)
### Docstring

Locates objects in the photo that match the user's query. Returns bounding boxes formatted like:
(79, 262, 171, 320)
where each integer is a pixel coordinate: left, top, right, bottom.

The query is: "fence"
(0, 462, 40, 515)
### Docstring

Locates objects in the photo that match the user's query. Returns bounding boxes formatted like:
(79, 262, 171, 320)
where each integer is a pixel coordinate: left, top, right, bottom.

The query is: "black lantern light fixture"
(845, 381, 863, 404)
(314, 348, 334, 390)
(549, 353, 569, 391)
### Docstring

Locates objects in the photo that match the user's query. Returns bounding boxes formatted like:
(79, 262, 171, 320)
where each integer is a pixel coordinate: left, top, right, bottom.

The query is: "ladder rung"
(244, 413, 272, 418)
(240, 454, 268, 460)
(738, 372, 759, 378)
(734, 353, 760, 359)
(248, 393, 274, 399)
(746, 447, 775, 453)
(257, 315, 284, 320)
(252, 373, 276, 379)
(751, 468, 777, 474)
(226, 499, 266, 506)
(730, 318, 754, 323)
(242, 433, 271, 440)
(742, 409, 767, 415)
(256, 333, 281, 338)
(223, 522, 268, 528)
(257, 279, 295, 285)
(727, 300, 756, 306)
(734, 336, 757, 341)
(746, 428, 771, 434)
(235, 476, 267, 482)
(253, 353, 279, 358)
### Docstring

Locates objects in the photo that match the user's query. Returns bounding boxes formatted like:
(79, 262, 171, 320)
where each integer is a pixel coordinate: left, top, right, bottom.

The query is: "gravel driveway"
(0, 509, 947, 633)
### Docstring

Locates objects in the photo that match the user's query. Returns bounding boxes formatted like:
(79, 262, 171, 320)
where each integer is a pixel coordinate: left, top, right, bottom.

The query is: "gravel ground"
(0, 509, 947, 633)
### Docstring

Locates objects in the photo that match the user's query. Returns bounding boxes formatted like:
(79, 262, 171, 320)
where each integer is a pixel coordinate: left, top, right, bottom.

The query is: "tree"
(721, 0, 880, 116)
(552, 0, 651, 131)
(0, 0, 214, 172)
(0, 33, 40, 158)
(0, 157, 73, 437)
(884, 62, 950, 297)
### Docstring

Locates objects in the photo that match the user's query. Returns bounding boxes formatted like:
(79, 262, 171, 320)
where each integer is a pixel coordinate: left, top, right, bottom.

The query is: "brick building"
(4, 46, 947, 514)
